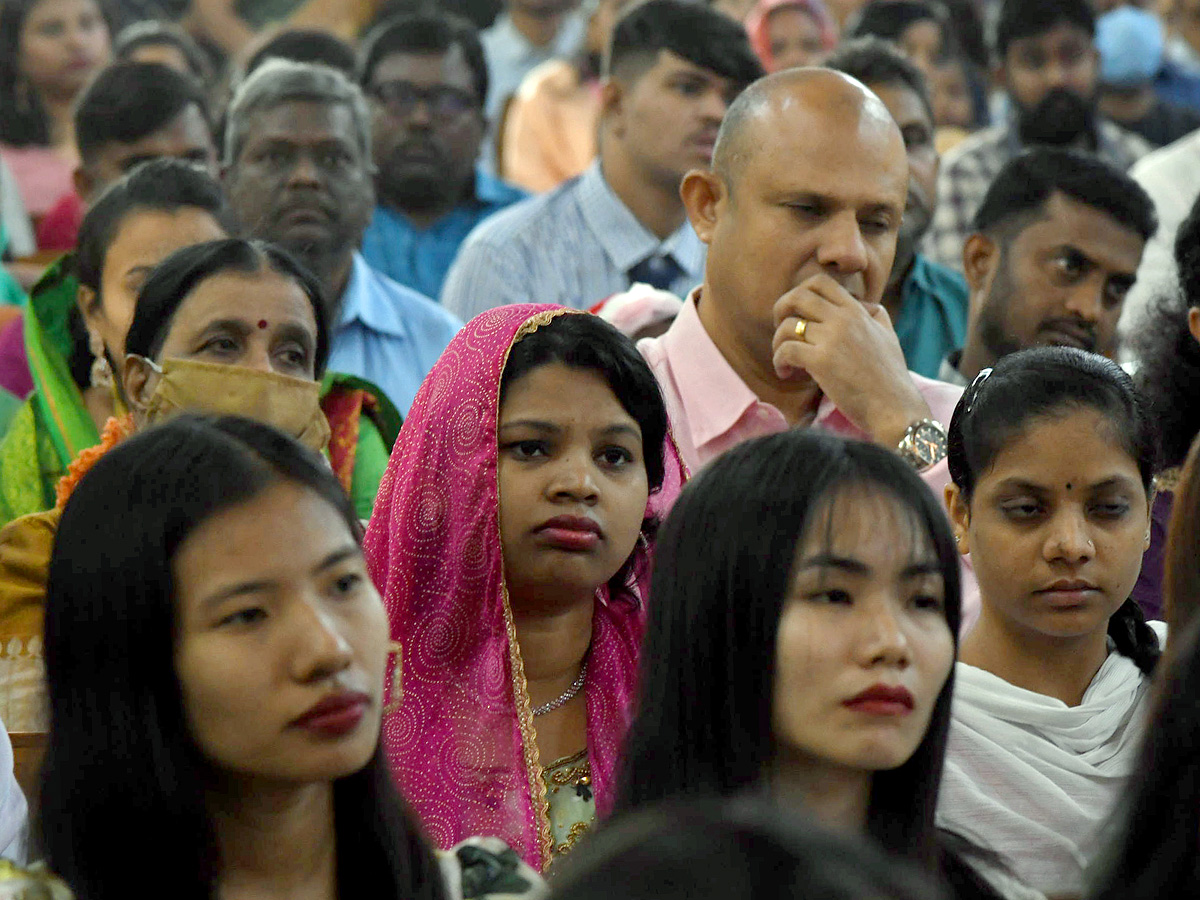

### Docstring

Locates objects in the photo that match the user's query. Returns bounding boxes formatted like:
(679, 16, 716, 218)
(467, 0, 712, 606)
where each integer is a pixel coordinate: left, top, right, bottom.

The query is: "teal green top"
(893, 253, 969, 380)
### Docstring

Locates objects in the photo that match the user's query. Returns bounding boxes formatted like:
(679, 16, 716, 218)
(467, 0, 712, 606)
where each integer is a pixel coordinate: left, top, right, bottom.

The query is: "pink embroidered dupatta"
(363, 305, 685, 870)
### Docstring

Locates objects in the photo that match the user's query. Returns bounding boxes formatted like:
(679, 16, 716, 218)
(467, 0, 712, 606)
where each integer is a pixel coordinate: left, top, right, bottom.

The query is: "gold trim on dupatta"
(496, 308, 575, 870)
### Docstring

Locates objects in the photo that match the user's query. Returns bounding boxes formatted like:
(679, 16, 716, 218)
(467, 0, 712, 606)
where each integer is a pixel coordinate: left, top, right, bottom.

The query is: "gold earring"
(88, 330, 112, 389)
(382, 641, 403, 715)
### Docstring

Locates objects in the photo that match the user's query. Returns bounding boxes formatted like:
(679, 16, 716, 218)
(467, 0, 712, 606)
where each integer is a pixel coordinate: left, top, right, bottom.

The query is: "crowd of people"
(0, 0, 1199, 897)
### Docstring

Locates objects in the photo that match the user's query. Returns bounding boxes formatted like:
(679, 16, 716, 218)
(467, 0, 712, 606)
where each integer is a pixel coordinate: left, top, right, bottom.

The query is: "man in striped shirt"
(440, 0, 762, 321)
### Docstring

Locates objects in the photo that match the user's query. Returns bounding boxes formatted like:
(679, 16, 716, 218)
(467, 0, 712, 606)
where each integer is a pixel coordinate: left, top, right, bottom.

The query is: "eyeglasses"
(369, 81, 479, 120)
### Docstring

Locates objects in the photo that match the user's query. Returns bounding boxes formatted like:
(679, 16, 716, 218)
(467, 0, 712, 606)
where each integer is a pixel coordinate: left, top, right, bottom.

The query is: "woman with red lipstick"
(940, 346, 1164, 899)
(34, 415, 464, 900)
(614, 429, 1023, 900)
(0, 0, 112, 240)
(364, 306, 683, 872)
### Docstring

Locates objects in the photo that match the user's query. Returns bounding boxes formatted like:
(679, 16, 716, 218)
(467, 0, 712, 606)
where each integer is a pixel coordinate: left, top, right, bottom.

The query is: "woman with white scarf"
(938, 347, 1165, 900)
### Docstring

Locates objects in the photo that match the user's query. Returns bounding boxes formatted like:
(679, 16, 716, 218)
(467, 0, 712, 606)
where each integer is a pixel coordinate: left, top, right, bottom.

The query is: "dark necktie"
(628, 253, 683, 292)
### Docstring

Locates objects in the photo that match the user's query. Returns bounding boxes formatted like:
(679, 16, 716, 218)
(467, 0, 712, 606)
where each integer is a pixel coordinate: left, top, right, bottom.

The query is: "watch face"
(907, 421, 947, 467)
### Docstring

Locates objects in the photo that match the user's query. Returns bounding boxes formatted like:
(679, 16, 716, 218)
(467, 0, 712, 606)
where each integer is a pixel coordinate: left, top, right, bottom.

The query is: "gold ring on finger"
(794, 317, 808, 341)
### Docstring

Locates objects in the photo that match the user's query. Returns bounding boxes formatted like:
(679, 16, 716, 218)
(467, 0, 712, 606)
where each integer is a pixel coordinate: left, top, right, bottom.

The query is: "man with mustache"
(925, 0, 1152, 274)
(440, 0, 762, 319)
(359, 13, 526, 301)
(827, 38, 968, 380)
(938, 147, 1155, 386)
(223, 59, 463, 415)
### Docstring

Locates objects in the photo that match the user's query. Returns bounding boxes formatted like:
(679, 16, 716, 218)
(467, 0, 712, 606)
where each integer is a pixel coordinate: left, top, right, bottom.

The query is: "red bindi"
(257, 320, 268, 329)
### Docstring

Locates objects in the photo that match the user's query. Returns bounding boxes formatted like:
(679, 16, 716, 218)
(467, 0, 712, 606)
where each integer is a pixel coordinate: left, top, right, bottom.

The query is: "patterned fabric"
(440, 162, 706, 321)
(363, 305, 686, 871)
(542, 750, 595, 858)
(925, 118, 1152, 272)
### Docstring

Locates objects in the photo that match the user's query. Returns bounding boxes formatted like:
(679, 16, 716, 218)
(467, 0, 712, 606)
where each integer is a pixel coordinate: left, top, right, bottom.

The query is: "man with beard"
(827, 38, 968, 379)
(441, 0, 762, 318)
(938, 147, 1155, 386)
(358, 12, 526, 300)
(925, 0, 1152, 274)
(223, 59, 462, 415)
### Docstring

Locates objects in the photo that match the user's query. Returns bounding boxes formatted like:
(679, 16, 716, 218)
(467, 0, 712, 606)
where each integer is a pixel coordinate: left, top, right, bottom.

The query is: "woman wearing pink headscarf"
(746, 0, 839, 72)
(364, 305, 686, 872)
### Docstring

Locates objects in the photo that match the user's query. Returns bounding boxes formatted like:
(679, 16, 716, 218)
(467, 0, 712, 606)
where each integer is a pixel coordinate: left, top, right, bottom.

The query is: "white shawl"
(935, 622, 1166, 898)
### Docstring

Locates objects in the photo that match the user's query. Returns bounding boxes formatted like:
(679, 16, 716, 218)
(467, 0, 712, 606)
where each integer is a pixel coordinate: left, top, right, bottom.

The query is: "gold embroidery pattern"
(554, 821, 592, 858)
(495, 308, 578, 871)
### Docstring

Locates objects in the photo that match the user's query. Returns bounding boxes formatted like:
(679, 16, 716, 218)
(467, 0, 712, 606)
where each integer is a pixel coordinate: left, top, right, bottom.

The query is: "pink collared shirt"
(639, 291, 980, 633)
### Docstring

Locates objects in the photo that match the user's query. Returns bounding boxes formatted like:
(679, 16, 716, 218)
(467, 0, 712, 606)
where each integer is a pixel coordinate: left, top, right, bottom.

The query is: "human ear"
(1187, 307, 1200, 347)
(72, 166, 96, 203)
(680, 170, 724, 245)
(962, 233, 999, 298)
(121, 354, 157, 418)
(945, 483, 970, 556)
(599, 77, 625, 134)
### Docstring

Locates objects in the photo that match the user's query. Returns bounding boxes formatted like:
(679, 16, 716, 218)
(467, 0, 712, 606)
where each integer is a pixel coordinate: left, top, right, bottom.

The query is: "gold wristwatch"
(897, 418, 948, 472)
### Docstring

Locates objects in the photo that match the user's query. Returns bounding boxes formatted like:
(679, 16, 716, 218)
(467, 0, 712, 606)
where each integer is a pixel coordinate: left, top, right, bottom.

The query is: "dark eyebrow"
(200, 546, 359, 613)
(901, 561, 944, 579)
(199, 318, 253, 339)
(595, 424, 642, 442)
(314, 546, 359, 574)
(795, 553, 870, 575)
(498, 419, 561, 434)
(201, 579, 273, 612)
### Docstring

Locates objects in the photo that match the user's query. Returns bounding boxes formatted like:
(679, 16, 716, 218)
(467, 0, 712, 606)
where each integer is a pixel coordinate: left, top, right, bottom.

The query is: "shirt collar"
(902, 253, 957, 317)
(577, 161, 705, 275)
(338, 252, 412, 340)
(661, 290, 767, 449)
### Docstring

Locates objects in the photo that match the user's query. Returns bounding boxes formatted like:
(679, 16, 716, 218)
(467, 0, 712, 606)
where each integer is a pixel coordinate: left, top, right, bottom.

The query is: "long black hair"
(500, 311, 669, 599)
(1134, 190, 1200, 470)
(616, 430, 961, 871)
(1091, 614, 1200, 899)
(125, 238, 331, 377)
(0, 0, 115, 146)
(948, 346, 1161, 675)
(39, 414, 446, 900)
(552, 797, 943, 900)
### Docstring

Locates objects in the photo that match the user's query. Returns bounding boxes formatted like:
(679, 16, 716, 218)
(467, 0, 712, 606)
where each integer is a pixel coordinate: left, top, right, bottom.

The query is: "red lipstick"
(536, 515, 603, 551)
(291, 691, 370, 737)
(843, 684, 915, 716)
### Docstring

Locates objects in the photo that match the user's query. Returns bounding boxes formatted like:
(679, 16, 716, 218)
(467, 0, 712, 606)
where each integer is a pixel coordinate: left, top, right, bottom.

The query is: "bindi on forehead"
(258, 320, 268, 329)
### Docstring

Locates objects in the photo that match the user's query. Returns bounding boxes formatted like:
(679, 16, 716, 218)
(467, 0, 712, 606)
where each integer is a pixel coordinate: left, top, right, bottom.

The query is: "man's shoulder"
(358, 258, 463, 333)
(912, 254, 968, 298)
(475, 170, 529, 209)
(458, 178, 583, 255)
(940, 125, 1012, 174)
(1132, 128, 1200, 183)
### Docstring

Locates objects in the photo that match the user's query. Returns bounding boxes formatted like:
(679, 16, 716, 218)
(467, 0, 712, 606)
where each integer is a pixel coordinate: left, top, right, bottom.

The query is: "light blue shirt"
(440, 161, 706, 321)
(327, 253, 463, 416)
(360, 169, 527, 301)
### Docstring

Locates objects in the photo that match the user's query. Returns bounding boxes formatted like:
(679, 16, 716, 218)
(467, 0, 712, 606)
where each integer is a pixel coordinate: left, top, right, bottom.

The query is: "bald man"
(639, 68, 978, 623)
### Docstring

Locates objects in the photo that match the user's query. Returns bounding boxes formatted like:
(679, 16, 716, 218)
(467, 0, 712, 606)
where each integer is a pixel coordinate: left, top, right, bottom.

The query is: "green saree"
(0, 256, 401, 526)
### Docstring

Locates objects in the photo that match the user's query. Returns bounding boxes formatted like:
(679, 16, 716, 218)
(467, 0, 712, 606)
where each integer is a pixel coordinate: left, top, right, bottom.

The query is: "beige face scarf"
(135, 357, 331, 453)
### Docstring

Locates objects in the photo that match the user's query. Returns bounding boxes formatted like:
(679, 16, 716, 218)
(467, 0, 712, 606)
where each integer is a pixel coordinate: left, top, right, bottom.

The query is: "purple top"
(1132, 488, 1173, 622)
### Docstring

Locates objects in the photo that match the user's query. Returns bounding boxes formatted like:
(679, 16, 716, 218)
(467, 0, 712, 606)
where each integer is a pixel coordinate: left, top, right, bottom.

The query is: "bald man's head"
(711, 68, 900, 188)
(680, 64, 909, 366)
